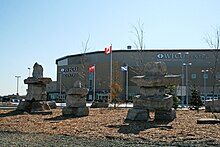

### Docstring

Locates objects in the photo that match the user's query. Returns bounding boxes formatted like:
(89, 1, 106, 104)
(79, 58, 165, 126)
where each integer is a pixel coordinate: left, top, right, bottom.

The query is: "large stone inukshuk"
(62, 81, 89, 117)
(17, 62, 52, 113)
(126, 62, 180, 122)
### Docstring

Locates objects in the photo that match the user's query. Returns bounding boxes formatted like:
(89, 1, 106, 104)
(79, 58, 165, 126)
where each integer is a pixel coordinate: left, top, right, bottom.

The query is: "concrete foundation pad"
(197, 118, 220, 124)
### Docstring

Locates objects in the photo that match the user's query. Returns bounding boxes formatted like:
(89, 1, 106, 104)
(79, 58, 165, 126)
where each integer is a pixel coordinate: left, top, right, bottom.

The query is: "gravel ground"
(0, 108, 220, 146)
(0, 131, 220, 147)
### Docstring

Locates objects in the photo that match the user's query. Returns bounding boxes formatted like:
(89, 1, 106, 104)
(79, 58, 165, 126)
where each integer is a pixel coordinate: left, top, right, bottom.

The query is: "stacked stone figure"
(17, 62, 52, 114)
(205, 99, 220, 112)
(126, 62, 180, 122)
(62, 81, 89, 117)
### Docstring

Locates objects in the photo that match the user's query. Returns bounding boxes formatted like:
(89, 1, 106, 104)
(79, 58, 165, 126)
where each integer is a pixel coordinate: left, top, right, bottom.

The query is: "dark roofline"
(55, 48, 217, 64)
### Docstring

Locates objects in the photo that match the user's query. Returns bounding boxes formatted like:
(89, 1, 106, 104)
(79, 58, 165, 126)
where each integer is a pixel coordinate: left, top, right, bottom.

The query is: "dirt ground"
(0, 108, 220, 144)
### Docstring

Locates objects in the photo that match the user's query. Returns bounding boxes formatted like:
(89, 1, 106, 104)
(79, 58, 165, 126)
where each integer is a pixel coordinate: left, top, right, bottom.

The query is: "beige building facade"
(55, 49, 220, 101)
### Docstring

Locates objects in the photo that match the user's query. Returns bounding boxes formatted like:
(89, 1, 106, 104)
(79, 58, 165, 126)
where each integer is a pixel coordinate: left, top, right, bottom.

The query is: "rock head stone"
(33, 62, 43, 78)
(16, 62, 52, 114)
(62, 81, 89, 117)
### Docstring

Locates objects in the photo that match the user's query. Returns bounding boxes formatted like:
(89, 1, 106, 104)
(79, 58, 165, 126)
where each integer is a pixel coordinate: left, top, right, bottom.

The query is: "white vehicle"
(10, 99, 20, 105)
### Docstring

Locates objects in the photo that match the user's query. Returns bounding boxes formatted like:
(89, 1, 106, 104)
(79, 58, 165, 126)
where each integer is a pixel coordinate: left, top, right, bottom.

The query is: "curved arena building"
(54, 49, 220, 103)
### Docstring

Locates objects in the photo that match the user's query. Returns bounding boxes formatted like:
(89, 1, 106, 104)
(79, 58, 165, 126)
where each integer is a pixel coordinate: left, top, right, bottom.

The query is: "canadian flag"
(89, 66, 95, 72)
(104, 45, 112, 54)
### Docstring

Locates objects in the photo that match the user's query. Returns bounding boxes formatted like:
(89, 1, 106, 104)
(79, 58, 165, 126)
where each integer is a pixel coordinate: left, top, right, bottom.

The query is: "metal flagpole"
(93, 64, 96, 101)
(126, 64, 128, 102)
(110, 44, 112, 100)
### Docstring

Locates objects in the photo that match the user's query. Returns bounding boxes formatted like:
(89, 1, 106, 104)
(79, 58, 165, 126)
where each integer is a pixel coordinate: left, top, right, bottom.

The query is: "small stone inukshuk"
(62, 81, 89, 117)
(17, 62, 52, 113)
(126, 62, 180, 122)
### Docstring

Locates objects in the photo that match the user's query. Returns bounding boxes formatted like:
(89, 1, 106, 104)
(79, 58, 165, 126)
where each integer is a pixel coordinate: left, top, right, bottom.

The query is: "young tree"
(80, 35, 91, 87)
(205, 27, 220, 98)
(110, 82, 123, 108)
(190, 84, 203, 111)
(108, 62, 123, 108)
(166, 85, 180, 110)
(205, 27, 220, 119)
(132, 20, 145, 50)
(130, 20, 147, 75)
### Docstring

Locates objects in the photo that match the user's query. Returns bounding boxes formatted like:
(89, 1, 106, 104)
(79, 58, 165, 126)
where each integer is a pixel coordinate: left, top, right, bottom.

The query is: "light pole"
(181, 62, 185, 107)
(126, 64, 129, 103)
(178, 52, 189, 108)
(15, 76, 21, 96)
(60, 69, 64, 100)
(28, 68, 31, 77)
(202, 69, 209, 104)
(184, 62, 192, 108)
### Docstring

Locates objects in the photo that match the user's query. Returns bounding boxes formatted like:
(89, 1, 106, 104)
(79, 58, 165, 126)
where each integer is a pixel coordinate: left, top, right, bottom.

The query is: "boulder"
(155, 108, 176, 122)
(90, 102, 109, 108)
(126, 108, 149, 121)
(47, 101, 57, 109)
(133, 95, 173, 111)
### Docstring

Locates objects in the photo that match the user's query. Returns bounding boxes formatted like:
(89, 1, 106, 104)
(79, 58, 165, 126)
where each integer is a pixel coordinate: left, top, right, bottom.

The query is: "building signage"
(156, 53, 208, 60)
(60, 67, 79, 77)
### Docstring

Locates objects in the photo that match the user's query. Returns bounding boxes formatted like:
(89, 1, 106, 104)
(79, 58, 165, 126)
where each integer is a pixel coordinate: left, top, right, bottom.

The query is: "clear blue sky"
(0, 0, 220, 96)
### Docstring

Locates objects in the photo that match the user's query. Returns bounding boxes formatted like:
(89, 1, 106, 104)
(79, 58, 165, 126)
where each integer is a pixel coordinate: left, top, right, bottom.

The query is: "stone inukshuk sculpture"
(62, 80, 89, 117)
(17, 62, 52, 113)
(126, 62, 180, 122)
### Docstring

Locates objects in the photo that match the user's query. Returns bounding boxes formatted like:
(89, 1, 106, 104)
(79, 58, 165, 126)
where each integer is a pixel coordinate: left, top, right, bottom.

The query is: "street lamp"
(184, 62, 192, 108)
(178, 52, 189, 108)
(15, 76, 21, 96)
(28, 68, 31, 77)
(201, 69, 209, 104)
(59, 69, 64, 100)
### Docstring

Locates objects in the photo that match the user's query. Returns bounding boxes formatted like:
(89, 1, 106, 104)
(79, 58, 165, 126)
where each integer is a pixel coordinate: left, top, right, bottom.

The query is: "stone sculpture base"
(126, 108, 149, 121)
(17, 101, 52, 114)
(62, 107, 89, 117)
(155, 108, 176, 122)
(90, 102, 109, 108)
(126, 108, 176, 122)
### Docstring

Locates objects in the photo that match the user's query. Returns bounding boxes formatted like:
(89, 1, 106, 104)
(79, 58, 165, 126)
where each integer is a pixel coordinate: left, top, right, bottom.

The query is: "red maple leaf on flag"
(104, 45, 112, 54)
(89, 66, 95, 72)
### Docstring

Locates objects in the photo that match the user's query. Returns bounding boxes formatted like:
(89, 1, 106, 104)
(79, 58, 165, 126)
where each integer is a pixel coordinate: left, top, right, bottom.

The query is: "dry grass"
(0, 108, 220, 143)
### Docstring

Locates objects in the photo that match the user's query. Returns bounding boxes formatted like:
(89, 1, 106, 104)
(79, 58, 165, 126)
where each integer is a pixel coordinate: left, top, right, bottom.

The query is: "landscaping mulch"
(0, 108, 220, 146)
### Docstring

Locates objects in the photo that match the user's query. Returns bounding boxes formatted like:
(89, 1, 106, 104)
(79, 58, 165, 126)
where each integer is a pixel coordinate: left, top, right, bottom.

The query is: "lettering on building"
(61, 67, 79, 77)
(156, 53, 208, 60)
